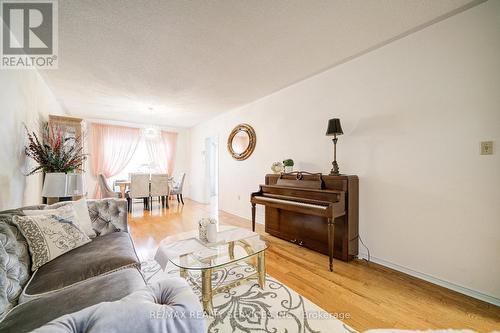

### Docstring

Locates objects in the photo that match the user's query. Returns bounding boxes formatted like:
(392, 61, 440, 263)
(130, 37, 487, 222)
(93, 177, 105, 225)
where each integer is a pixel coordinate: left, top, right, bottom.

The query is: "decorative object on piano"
(271, 161, 284, 174)
(326, 118, 344, 175)
(251, 172, 359, 271)
(227, 123, 256, 161)
(282, 159, 294, 173)
(198, 217, 217, 242)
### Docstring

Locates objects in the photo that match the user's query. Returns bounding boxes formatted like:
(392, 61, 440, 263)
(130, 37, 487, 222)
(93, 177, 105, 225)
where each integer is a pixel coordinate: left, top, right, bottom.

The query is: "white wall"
(189, 1, 500, 303)
(83, 120, 191, 198)
(0, 70, 64, 210)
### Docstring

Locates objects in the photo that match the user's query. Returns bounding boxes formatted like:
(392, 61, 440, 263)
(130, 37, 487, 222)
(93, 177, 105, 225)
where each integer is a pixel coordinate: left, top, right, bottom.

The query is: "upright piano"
(251, 172, 358, 271)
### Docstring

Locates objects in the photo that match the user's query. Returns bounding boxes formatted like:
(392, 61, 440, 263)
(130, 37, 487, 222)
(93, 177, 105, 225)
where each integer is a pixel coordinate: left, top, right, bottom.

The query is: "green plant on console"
(282, 159, 294, 167)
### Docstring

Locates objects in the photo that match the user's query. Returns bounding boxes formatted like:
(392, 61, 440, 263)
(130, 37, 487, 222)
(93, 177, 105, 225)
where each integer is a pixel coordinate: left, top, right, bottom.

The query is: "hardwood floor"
(128, 199, 500, 332)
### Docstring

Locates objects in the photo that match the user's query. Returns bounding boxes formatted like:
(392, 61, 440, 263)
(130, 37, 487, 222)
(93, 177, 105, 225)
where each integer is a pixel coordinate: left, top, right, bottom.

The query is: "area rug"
(141, 260, 356, 333)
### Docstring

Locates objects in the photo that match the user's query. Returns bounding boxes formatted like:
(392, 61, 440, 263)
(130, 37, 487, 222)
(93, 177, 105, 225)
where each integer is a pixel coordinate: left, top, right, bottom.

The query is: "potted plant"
(283, 159, 294, 173)
(24, 123, 87, 175)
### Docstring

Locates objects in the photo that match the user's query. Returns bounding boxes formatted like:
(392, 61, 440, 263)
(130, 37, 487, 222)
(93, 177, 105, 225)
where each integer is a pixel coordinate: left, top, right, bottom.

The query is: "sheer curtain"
(145, 131, 178, 175)
(91, 123, 141, 198)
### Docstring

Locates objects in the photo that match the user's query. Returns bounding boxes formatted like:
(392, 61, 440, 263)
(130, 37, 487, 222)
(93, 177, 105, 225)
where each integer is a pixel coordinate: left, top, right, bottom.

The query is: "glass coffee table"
(154, 226, 268, 315)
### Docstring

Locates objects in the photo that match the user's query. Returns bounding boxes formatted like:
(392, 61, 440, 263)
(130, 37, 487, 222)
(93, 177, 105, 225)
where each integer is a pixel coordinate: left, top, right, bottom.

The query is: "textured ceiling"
(41, 0, 479, 127)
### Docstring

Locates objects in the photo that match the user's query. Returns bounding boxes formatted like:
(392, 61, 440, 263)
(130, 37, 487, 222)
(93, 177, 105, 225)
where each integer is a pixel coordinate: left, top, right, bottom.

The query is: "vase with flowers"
(24, 123, 87, 202)
(24, 123, 87, 175)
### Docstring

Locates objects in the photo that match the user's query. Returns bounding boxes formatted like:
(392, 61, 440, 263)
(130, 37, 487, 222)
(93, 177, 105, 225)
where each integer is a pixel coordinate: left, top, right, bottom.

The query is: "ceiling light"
(142, 107, 160, 140)
(142, 126, 160, 140)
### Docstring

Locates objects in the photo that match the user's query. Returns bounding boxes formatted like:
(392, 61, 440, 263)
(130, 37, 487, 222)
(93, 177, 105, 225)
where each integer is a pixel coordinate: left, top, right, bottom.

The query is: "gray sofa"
(0, 199, 204, 332)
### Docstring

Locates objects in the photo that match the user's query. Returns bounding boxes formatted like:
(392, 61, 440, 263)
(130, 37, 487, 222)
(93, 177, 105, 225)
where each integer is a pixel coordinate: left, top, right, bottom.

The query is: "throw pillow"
(13, 205, 91, 271)
(23, 200, 96, 238)
(71, 199, 97, 238)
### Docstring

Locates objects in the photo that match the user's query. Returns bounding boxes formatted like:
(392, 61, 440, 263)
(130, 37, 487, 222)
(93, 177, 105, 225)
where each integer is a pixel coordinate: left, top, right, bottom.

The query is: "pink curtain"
(161, 131, 177, 175)
(90, 123, 141, 198)
(145, 131, 178, 175)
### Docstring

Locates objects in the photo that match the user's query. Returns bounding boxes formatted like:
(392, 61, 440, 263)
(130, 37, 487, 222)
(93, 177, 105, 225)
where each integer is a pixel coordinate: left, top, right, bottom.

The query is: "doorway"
(204, 137, 218, 208)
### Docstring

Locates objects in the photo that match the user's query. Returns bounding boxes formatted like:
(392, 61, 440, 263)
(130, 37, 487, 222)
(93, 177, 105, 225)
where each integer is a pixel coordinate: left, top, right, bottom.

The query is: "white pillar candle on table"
(207, 223, 218, 243)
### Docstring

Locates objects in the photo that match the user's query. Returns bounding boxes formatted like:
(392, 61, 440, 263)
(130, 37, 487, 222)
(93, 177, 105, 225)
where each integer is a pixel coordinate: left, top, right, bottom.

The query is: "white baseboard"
(357, 252, 500, 307)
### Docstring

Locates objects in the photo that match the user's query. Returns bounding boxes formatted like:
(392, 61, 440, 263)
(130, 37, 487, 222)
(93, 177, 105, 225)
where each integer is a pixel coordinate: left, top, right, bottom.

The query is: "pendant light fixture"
(142, 107, 160, 140)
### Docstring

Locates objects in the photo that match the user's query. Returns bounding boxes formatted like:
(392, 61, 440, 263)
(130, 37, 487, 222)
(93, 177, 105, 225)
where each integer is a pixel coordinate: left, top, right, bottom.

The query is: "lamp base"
(329, 160, 340, 176)
(43, 196, 72, 205)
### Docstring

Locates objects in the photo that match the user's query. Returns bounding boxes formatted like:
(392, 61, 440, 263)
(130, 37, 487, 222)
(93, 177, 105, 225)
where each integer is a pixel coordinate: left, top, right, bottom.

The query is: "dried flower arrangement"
(24, 123, 87, 175)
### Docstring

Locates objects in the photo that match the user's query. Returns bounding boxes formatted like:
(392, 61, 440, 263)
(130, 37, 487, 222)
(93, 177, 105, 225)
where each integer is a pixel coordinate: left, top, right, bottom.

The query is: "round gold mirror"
(227, 124, 256, 160)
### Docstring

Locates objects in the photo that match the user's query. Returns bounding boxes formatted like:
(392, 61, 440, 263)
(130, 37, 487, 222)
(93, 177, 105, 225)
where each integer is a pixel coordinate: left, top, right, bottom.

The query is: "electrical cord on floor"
(358, 234, 371, 263)
(350, 234, 371, 263)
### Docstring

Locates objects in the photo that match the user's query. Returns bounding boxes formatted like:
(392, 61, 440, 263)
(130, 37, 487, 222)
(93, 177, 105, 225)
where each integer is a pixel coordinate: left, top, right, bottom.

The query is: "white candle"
(207, 223, 218, 243)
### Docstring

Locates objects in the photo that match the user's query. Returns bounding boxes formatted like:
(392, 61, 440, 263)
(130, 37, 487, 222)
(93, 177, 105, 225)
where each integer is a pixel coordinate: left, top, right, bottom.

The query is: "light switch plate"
(480, 141, 493, 155)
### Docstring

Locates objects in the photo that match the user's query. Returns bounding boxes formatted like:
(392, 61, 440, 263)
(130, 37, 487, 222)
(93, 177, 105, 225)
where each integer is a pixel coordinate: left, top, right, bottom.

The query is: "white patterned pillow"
(12, 205, 91, 271)
(23, 199, 97, 239)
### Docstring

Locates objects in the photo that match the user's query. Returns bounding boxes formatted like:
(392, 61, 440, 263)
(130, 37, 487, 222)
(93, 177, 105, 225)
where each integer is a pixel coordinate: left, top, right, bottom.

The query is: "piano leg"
(328, 218, 335, 272)
(251, 203, 256, 232)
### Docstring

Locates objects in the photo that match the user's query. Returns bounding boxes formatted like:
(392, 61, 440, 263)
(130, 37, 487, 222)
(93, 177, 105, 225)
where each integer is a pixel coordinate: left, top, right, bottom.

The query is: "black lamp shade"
(326, 118, 343, 136)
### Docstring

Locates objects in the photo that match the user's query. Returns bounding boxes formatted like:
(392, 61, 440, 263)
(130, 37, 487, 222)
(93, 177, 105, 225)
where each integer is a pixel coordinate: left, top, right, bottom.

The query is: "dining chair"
(98, 174, 120, 198)
(170, 172, 186, 205)
(126, 173, 151, 212)
(150, 173, 170, 209)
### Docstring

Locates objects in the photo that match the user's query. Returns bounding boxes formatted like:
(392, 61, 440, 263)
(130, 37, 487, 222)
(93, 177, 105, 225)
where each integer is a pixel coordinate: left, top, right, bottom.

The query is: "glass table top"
(154, 226, 268, 270)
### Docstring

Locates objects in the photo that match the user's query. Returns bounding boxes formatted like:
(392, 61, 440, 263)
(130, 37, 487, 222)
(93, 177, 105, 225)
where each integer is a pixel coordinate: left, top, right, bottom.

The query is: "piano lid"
(275, 171, 324, 189)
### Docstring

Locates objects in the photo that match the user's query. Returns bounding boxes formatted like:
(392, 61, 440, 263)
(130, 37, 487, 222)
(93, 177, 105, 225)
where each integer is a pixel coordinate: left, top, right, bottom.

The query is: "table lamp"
(326, 118, 343, 175)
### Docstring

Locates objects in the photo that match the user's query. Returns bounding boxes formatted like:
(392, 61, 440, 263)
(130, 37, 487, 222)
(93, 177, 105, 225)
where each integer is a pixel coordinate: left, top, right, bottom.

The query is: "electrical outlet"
(481, 141, 493, 155)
